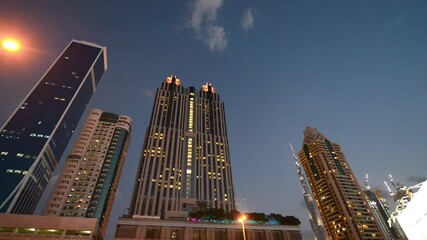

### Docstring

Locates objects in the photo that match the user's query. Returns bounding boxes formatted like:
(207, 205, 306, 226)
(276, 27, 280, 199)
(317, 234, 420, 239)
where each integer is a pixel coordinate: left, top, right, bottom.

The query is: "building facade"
(130, 75, 235, 217)
(0, 40, 107, 214)
(289, 143, 326, 240)
(115, 218, 302, 240)
(44, 109, 132, 235)
(298, 127, 383, 239)
(364, 190, 406, 239)
(0, 214, 101, 240)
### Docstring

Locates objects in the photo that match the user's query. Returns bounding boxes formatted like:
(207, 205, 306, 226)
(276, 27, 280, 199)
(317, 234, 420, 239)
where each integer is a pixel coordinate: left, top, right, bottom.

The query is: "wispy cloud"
(407, 176, 427, 184)
(240, 8, 254, 31)
(188, 0, 227, 52)
(391, 14, 405, 26)
(142, 89, 154, 98)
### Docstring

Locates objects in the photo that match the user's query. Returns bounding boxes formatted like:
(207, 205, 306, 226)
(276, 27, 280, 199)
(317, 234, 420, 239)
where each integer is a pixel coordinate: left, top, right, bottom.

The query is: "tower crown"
(202, 82, 216, 93)
(165, 74, 181, 86)
(303, 126, 326, 143)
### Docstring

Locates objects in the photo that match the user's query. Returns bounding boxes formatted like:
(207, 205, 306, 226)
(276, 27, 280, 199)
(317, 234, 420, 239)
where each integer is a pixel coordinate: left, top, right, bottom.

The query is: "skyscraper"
(298, 127, 383, 239)
(289, 143, 326, 240)
(0, 40, 107, 214)
(44, 109, 132, 235)
(130, 75, 235, 218)
(364, 190, 406, 239)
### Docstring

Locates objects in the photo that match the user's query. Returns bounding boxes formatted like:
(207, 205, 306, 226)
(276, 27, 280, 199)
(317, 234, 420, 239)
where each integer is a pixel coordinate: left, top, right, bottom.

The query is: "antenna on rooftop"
(384, 181, 394, 196)
(389, 174, 399, 191)
(364, 172, 371, 190)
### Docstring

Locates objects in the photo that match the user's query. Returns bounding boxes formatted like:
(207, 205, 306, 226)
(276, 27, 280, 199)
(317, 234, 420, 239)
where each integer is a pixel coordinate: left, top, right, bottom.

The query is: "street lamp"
(238, 215, 247, 240)
(2, 38, 21, 52)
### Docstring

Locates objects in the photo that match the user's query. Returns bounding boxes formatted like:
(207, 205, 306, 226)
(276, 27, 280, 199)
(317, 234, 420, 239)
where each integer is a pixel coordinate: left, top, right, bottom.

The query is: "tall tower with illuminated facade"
(298, 127, 383, 239)
(44, 109, 132, 235)
(290, 143, 326, 240)
(0, 40, 107, 214)
(130, 75, 235, 218)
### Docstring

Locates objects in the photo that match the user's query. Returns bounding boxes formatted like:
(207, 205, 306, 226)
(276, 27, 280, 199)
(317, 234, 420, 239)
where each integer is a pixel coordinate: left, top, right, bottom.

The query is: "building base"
(115, 217, 302, 240)
(0, 214, 102, 240)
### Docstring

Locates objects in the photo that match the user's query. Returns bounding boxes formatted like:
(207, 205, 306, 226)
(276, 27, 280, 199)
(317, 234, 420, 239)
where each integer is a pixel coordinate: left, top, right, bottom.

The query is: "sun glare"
(2, 38, 21, 52)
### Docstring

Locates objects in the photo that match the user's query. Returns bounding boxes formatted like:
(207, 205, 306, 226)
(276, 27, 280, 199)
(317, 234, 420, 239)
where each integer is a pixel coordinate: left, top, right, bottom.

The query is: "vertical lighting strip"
(186, 93, 195, 198)
(188, 93, 194, 132)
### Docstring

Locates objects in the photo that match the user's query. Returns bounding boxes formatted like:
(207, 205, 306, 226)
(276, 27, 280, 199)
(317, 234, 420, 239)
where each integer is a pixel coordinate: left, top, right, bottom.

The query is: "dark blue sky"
(1, 1, 426, 239)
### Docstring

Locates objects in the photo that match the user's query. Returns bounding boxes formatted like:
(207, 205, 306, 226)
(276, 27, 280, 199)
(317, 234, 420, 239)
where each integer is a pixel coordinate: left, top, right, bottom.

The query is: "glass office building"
(0, 40, 107, 214)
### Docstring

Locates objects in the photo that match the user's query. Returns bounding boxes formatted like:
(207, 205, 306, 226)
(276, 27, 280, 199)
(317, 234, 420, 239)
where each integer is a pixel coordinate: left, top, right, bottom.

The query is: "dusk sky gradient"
(1, 1, 427, 239)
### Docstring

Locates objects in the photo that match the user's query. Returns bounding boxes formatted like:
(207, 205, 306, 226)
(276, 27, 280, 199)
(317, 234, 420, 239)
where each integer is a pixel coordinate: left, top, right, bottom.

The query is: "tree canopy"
(188, 209, 300, 226)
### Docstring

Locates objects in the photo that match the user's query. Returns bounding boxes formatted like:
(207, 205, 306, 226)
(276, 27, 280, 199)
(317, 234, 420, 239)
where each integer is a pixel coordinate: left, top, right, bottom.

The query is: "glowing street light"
(238, 215, 247, 240)
(2, 38, 21, 52)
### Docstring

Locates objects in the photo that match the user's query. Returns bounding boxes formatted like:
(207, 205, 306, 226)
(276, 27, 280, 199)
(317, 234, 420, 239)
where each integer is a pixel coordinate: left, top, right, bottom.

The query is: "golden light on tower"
(2, 38, 21, 52)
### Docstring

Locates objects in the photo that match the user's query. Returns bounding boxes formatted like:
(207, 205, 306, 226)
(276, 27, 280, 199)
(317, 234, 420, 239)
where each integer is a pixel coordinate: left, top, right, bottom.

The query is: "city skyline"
(363, 189, 406, 239)
(0, 40, 107, 214)
(1, 1, 426, 239)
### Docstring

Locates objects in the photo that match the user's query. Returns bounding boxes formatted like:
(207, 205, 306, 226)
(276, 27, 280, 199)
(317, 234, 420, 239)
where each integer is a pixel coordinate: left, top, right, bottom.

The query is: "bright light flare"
(2, 38, 21, 52)
(238, 215, 247, 222)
